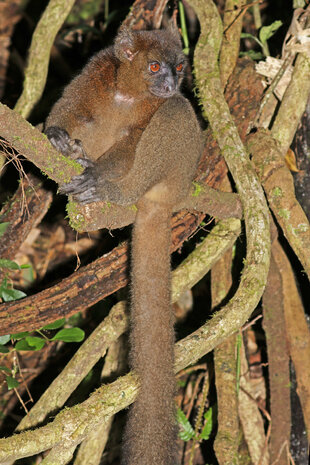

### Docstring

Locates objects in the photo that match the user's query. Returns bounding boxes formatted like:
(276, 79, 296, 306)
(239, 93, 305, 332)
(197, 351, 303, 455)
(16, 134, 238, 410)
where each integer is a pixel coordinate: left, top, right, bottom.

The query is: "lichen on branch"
(0, 102, 242, 232)
(14, 0, 77, 119)
(185, 0, 270, 346)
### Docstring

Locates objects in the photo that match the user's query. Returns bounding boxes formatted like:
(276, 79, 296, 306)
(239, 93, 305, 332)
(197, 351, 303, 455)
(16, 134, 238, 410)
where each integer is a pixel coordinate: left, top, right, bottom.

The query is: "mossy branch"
(272, 240, 310, 442)
(13, 302, 129, 433)
(9, 218, 240, 440)
(0, 219, 245, 464)
(171, 218, 241, 301)
(14, 0, 76, 118)
(0, 372, 139, 464)
(219, 0, 247, 87)
(73, 340, 118, 465)
(271, 47, 310, 156)
(212, 250, 240, 465)
(0, 102, 242, 233)
(185, 0, 270, 351)
(248, 129, 310, 279)
(0, 103, 83, 184)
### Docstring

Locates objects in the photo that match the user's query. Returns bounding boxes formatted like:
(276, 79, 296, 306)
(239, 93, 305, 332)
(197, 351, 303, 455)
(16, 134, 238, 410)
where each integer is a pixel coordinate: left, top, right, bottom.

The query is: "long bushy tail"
(122, 198, 178, 465)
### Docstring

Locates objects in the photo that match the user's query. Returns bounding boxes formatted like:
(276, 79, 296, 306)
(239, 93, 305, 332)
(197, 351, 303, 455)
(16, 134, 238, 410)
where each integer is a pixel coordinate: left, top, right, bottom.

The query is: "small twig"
(13, 388, 29, 415)
(252, 1, 262, 29)
(269, 441, 292, 465)
(176, 363, 207, 378)
(242, 314, 263, 331)
(189, 372, 209, 465)
(224, 1, 262, 35)
(15, 352, 34, 404)
(185, 371, 206, 420)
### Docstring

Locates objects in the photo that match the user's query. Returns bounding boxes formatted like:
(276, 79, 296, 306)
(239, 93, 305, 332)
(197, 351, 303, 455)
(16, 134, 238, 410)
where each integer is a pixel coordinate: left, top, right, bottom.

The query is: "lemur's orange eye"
(176, 63, 183, 72)
(149, 62, 161, 73)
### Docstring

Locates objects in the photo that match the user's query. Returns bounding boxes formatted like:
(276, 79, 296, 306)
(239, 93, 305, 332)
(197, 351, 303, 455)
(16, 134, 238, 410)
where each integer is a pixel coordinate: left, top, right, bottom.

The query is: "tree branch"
(0, 217, 240, 335)
(219, 0, 246, 87)
(0, 102, 241, 231)
(184, 0, 270, 361)
(271, 37, 310, 156)
(0, 47, 264, 334)
(14, 0, 76, 118)
(248, 129, 310, 279)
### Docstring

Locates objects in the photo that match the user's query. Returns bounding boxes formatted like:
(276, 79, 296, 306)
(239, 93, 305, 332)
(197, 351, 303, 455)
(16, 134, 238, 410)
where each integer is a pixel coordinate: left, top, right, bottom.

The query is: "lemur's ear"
(114, 26, 138, 62)
(166, 20, 182, 46)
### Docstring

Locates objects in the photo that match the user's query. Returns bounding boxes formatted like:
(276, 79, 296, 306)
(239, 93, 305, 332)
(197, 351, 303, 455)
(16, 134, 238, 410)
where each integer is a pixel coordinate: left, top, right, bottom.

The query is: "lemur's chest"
(71, 92, 162, 160)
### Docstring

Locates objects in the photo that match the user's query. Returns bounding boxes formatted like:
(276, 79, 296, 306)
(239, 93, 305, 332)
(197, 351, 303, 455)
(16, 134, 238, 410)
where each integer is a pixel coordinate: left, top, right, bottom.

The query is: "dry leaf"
(285, 148, 300, 172)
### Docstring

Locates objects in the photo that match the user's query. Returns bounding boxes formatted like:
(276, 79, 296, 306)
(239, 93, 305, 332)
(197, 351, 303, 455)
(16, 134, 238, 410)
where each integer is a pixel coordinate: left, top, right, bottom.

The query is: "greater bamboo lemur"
(46, 26, 202, 465)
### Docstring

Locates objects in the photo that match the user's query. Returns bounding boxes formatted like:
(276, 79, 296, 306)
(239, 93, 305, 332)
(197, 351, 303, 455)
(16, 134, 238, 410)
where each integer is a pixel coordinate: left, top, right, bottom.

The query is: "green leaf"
(6, 375, 19, 390)
(0, 278, 7, 292)
(0, 259, 21, 270)
(177, 408, 195, 441)
(51, 327, 85, 343)
(177, 379, 186, 388)
(42, 318, 66, 330)
(15, 339, 36, 351)
(0, 335, 10, 345)
(241, 32, 258, 41)
(25, 336, 45, 350)
(259, 21, 282, 45)
(11, 332, 30, 340)
(191, 181, 205, 197)
(199, 408, 213, 440)
(1, 288, 27, 302)
(20, 264, 35, 285)
(240, 32, 263, 48)
(0, 344, 10, 354)
(0, 345, 9, 354)
(68, 313, 82, 326)
(0, 365, 11, 374)
(0, 222, 9, 238)
(239, 50, 264, 60)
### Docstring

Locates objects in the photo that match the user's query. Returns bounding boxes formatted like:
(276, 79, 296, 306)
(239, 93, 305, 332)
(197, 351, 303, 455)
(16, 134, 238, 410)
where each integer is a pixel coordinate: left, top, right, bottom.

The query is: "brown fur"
(123, 198, 177, 465)
(46, 29, 182, 163)
(45, 27, 202, 465)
